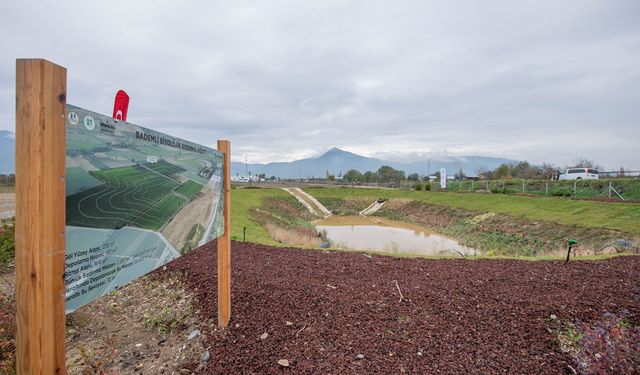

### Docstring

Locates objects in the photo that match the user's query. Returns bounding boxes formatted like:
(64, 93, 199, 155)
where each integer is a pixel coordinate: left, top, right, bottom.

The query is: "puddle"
(315, 216, 478, 257)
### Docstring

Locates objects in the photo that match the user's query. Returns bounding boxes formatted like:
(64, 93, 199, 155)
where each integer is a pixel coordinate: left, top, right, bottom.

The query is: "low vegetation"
(0, 282, 15, 374)
(0, 219, 15, 271)
(315, 196, 371, 216)
(557, 310, 640, 374)
(249, 195, 321, 247)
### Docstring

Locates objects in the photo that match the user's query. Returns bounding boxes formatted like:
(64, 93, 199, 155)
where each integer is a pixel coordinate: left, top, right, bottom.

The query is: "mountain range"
(231, 147, 517, 179)
(0, 131, 517, 177)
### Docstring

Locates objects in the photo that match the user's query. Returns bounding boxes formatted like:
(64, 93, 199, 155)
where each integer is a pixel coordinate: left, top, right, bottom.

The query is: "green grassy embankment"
(230, 188, 322, 247)
(230, 188, 290, 246)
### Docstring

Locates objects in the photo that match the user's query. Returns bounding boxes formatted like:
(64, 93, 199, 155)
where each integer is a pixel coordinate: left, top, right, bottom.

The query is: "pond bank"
(313, 195, 638, 257)
(315, 215, 478, 257)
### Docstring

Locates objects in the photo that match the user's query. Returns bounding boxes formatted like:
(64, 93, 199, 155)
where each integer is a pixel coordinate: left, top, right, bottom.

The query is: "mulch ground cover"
(163, 241, 640, 374)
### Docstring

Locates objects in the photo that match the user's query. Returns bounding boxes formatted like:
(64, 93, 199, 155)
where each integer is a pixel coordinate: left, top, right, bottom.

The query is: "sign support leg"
(217, 140, 231, 328)
(15, 59, 67, 374)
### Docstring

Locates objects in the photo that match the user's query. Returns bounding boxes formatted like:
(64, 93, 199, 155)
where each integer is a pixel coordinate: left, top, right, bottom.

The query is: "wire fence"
(432, 178, 640, 201)
(242, 177, 640, 201)
(0, 175, 15, 187)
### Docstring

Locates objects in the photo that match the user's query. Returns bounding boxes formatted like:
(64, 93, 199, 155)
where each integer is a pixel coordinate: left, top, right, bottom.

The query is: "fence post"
(217, 140, 232, 328)
(522, 179, 525, 193)
(471, 180, 474, 192)
(608, 181, 612, 198)
(545, 182, 549, 196)
(574, 181, 577, 197)
(15, 59, 67, 374)
(485, 181, 489, 192)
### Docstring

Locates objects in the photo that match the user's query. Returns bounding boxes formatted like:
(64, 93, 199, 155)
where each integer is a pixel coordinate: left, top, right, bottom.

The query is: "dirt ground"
(0, 268, 210, 374)
(0, 193, 15, 219)
(167, 241, 640, 374)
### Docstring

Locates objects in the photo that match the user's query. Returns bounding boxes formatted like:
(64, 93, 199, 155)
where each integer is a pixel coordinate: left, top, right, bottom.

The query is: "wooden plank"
(216, 140, 231, 328)
(15, 59, 67, 374)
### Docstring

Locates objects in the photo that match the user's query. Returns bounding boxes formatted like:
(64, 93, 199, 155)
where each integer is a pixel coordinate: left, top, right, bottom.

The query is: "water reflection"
(315, 216, 478, 257)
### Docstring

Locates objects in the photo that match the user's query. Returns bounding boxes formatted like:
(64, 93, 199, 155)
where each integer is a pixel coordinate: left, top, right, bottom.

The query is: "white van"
(558, 168, 599, 180)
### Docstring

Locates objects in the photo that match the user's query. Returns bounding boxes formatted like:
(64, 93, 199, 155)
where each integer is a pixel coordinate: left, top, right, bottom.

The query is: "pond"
(315, 216, 478, 257)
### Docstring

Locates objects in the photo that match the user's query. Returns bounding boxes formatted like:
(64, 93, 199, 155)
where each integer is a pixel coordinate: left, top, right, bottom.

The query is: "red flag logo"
(112, 90, 130, 121)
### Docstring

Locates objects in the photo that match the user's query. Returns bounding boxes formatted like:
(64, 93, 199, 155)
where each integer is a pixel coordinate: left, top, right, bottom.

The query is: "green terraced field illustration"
(66, 160, 203, 231)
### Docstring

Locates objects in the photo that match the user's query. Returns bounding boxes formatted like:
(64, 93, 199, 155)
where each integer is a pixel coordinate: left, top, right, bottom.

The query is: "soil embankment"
(167, 241, 640, 374)
(250, 195, 321, 247)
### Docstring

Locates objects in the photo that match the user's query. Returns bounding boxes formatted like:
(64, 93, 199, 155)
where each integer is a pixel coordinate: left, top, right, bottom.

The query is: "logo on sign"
(84, 116, 96, 131)
(68, 112, 79, 125)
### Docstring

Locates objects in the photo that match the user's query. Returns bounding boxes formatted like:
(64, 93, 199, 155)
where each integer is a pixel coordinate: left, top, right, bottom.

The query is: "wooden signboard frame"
(14, 58, 232, 374)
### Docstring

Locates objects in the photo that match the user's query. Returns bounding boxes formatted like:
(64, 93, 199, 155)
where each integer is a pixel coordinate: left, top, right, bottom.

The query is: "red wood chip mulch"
(163, 241, 640, 374)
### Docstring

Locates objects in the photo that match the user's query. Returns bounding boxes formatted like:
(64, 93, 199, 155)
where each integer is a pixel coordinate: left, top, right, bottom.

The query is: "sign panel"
(64, 104, 224, 313)
(440, 168, 447, 189)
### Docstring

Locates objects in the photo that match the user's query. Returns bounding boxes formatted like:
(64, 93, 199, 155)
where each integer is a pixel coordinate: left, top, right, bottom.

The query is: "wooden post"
(217, 140, 231, 328)
(15, 59, 67, 374)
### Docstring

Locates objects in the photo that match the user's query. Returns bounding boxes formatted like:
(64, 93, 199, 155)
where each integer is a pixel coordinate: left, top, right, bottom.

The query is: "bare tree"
(572, 157, 603, 171)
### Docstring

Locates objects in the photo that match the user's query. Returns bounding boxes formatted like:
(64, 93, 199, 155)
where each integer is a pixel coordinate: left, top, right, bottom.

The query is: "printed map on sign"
(64, 104, 224, 313)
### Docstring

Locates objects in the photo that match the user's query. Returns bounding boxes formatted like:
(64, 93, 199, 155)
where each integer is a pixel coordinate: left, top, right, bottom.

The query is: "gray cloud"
(1, 0, 639, 169)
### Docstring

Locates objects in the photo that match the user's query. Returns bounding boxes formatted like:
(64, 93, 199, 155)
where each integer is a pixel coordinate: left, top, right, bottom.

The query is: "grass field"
(66, 162, 192, 231)
(304, 187, 640, 235)
(175, 180, 203, 199)
(230, 188, 290, 245)
(445, 178, 640, 201)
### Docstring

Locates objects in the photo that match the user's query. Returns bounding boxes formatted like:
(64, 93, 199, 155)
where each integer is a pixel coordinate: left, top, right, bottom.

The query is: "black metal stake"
(564, 239, 577, 264)
(243, 226, 247, 242)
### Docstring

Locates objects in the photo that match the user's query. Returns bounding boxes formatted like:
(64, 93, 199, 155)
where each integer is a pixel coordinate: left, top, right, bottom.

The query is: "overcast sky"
(1, 1, 638, 169)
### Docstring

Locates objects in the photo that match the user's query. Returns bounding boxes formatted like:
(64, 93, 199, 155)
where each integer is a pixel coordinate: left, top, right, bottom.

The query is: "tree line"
(337, 157, 631, 183)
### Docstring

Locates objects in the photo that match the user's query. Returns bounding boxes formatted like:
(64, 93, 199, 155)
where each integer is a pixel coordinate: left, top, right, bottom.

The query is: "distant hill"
(0, 131, 15, 174)
(232, 147, 518, 179)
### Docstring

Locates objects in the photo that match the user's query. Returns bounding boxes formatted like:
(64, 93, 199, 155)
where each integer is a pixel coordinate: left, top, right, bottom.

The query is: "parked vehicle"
(557, 168, 599, 180)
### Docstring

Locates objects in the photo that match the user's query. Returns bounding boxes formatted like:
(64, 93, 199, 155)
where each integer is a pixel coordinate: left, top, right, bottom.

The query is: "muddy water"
(315, 216, 478, 257)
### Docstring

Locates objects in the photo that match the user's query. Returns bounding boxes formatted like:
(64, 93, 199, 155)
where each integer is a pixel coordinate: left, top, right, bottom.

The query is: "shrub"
(414, 182, 423, 191)
(551, 187, 573, 197)
(0, 219, 15, 271)
(424, 182, 431, 191)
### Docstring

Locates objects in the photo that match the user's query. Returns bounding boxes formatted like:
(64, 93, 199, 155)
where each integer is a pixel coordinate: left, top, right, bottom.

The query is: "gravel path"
(164, 241, 640, 374)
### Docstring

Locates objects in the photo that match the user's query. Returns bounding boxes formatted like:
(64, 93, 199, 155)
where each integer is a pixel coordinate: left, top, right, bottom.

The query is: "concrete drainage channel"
(359, 199, 385, 216)
(282, 188, 332, 218)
